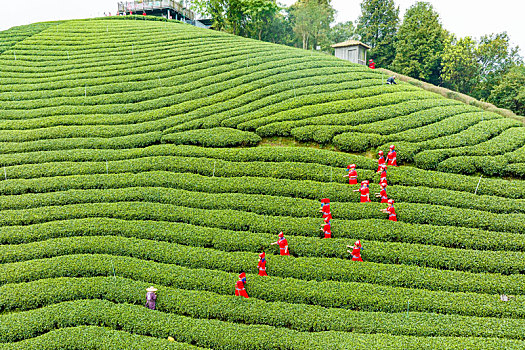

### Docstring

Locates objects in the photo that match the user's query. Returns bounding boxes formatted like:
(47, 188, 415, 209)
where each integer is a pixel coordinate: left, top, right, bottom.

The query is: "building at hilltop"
(331, 40, 370, 65)
(117, 1, 211, 28)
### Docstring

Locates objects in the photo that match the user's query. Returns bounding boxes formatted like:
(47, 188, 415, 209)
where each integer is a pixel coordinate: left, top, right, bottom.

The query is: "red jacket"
(258, 259, 267, 276)
(387, 206, 397, 221)
(359, 187, 370, 202)
(387, 150, 397, 166)
(278, 238, 289, 255)
(235, 279, 248, 298)
(379, 189, 388, 203)
(348, 169, 358, 184)
(351, 246, 363, 261)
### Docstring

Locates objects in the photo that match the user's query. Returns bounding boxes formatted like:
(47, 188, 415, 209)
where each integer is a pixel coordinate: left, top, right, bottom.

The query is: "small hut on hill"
(331, 40, 370, 65)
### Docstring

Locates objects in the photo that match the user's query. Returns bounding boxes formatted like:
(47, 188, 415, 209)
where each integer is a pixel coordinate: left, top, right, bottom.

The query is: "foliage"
(473, 32, 523, 100)
(289, 0, 335, 50)
(391, 2, 447, 85)
(328, 21, 356, 47)
(355, 0, 399, 68)
(162, 127, 261, 147)
(441, 35, 480, 94)
(488, 65, 525, 116)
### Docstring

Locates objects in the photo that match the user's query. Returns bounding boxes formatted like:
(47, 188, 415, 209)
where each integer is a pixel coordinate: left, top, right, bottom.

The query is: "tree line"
(189, 0, 524, 115)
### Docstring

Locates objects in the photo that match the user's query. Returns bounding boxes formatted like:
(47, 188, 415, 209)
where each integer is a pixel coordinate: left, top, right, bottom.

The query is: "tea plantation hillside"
(0, 17, 524, 349)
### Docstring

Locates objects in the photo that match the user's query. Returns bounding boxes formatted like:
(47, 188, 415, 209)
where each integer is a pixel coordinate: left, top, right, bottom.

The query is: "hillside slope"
(0, 18, 524, 349)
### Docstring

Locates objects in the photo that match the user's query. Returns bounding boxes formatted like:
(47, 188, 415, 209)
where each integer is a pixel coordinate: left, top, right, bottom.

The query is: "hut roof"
(331, 40, 371, 49)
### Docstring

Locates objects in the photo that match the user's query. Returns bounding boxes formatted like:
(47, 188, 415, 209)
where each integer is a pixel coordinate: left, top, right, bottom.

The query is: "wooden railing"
(118, 1, 195, 20)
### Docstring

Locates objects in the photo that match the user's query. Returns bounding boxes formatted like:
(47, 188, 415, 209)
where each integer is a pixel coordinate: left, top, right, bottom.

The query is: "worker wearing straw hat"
(145, 286, 157, 310)
(235, 272, 249, 298)
(344, 164, 358, 185)
(258, 252, 268, 276)
(271, 231, 290, 256)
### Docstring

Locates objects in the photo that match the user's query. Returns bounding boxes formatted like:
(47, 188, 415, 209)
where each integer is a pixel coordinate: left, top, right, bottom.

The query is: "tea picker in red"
(387, 145, 397, 167)
(379, 167, 387, 188)
(354, 180, 370, 202)
(381, 199, 397, 221)
(235, 272, 249, 298)
(375, 182, 389, 203)
(368, 59, 375, 69)
(320, 202, 331, 218)
(271, 231, 290, 256)
(347, 240, 363, 261)
(321, 222, 332, 239)
(344, 164, 358, 185)
(377, 150, 386, 172)
(258, 252, 267, 276)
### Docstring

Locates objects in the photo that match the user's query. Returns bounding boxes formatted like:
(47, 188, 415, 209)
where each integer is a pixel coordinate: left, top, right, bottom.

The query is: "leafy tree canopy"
(356, 0, 399, 68)
(391, 1, 447, 85)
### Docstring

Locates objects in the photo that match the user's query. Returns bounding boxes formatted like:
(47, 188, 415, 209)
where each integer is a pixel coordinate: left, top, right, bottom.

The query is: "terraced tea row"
(1, 277, 524, 340)
(4, 19, 524, 177)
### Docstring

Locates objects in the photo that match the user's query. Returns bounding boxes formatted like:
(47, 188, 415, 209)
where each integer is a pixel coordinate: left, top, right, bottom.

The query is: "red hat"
(347, 164, 356, 169)
(369, 59, 373, 62)
(378, 150, 384, 155)
(355, 240, 361, 247)
(321, 198, 330, 204)
(380, 181, 387, 187)
(388, 199, 394, 204)
(278, 231, 284, 238)
(239, 272, 246, 279)
(259, 252, 265, 258)
(364, 180, 369, 184)
(390, 145, 395, 149)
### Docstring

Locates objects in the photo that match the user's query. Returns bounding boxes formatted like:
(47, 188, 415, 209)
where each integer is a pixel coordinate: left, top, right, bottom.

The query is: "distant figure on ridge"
(386, 76, 397, 84)
(271, 231, 290, 256)
(344, 164, 358, 185)
(347, 240, 363, 261)
(368, 59, 375, 69)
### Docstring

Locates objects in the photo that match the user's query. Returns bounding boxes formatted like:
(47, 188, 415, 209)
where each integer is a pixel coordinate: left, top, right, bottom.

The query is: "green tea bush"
(162, 127, 261, 147)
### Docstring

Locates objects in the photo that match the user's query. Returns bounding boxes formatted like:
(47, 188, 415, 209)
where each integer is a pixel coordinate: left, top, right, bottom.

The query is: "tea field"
(0, 17, 524, 349)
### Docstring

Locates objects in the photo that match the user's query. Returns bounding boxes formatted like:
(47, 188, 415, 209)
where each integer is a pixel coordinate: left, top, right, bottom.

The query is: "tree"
(329, 21, 355, 45)
(355, 0, 399, 68)
(290, 0, 335, 50)
(441, 35, 480, 94)
(244, 0, 279, 40)
(473, 32, 523, 100)
(391, 2, 447, 85)
(488, 65, 525, 116)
